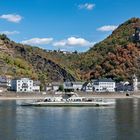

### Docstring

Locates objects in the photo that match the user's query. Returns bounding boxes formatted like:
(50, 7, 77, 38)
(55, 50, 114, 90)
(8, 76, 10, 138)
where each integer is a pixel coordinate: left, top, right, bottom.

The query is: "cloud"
(78, 3, 95, 10)
(0, 14, 22, 23)
(0, 31, 20, 35)
(53, 37, 94, 47)
(21, 38, 53, 45)
(67, 37, 92, 46)
(97, 25, 118, 32)
(21, 36, 95, 52)
(53, 40, 66, 47)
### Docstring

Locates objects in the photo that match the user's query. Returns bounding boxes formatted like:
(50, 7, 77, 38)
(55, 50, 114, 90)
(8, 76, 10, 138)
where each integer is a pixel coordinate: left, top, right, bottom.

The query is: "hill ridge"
(0, 17, 140, 83)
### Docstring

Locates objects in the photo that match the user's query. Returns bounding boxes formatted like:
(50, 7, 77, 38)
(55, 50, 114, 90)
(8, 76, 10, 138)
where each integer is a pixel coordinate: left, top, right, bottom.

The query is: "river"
(0, 99, 139, 140)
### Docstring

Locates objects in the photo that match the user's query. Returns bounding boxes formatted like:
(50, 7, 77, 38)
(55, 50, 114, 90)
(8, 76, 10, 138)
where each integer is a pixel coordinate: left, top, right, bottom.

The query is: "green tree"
(58, 85, 64, 91)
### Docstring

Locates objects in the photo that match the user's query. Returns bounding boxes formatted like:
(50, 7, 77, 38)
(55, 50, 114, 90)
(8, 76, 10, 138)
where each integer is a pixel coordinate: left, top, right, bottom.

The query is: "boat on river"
(20, 93, 115, 107)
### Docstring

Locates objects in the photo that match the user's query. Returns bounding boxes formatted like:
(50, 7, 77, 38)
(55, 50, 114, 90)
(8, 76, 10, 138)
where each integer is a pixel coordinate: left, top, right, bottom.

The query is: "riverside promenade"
(0, 91, 139, 100)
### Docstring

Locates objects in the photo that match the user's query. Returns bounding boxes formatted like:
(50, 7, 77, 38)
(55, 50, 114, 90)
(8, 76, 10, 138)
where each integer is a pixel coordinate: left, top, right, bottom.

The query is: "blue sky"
(0, 0, 140, 52)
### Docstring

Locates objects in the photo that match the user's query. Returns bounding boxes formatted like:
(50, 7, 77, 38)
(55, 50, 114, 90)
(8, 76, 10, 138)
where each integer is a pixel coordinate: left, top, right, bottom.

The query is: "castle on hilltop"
(134, 27, 140, 42)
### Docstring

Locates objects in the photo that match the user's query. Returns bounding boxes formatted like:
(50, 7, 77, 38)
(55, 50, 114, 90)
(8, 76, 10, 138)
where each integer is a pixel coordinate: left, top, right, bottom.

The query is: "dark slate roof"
(64, 82, 84, 85)
(52, 82, 62, 86)
(95, 78, 114, 83)
(12, 78, 31, 80)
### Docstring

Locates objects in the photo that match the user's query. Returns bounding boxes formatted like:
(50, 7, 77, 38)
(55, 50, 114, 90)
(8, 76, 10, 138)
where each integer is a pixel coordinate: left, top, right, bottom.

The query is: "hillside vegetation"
(78, 18, 140, 81)
(0, 34, 77, 83)
(0, 18, 140, 82)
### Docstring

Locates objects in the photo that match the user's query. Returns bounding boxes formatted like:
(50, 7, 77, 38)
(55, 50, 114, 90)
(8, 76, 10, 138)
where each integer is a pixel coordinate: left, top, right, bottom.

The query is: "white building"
(133, 74, 138, 92)
(64, 82, 84, 91)
(11, 78, 33, 92)
(52, 82, 61, 91)
(33, 81, 40, 92)
(82, 82, 94, 92)
(46, 84, 53, 91)
(93, 79, 115, 92)
(46, 82, 62, 92)
(0, 76, 11, 88)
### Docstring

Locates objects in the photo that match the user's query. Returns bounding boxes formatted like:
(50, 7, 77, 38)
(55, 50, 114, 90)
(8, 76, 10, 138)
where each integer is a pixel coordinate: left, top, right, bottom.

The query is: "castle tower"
(134, 27, 140, 42)
(133, 74, 138, 92)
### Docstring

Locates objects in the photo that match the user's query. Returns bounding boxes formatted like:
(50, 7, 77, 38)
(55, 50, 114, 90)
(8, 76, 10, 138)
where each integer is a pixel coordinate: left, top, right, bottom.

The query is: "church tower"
(133, 74, 138, 92)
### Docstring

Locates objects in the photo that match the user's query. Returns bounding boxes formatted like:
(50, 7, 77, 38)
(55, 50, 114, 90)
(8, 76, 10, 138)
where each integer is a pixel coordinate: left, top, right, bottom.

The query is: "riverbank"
(0, 92, 139, 100)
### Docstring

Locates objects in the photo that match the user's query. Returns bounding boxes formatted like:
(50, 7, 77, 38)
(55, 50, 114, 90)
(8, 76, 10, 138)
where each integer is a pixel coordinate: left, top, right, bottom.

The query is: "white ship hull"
(22, 101, 115, 107)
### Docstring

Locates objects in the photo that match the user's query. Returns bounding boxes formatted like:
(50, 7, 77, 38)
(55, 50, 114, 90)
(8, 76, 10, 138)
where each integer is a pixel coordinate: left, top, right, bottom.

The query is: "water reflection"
(15, 105, 116, 140)
(0, 100, 139, 139)
(115, 99, 140, 140)
(0, 101, 16, 140)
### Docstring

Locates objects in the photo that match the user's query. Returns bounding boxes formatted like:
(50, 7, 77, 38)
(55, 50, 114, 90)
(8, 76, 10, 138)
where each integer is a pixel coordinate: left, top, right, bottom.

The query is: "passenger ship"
(21, 93, 115, 107)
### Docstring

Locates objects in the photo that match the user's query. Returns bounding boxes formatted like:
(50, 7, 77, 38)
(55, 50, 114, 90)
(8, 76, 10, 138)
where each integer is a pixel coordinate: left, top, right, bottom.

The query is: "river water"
(0, 99, 139, 140)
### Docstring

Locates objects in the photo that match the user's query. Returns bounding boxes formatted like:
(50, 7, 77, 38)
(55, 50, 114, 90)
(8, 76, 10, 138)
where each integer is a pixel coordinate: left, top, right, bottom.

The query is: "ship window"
(44, 99, 48, 102)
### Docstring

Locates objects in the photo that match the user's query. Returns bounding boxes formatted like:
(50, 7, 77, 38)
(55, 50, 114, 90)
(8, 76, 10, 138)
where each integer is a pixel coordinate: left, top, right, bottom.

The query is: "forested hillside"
(78, 18, 140, 81)
(0, 18, 140, 82)
(0, 34, 76, 83)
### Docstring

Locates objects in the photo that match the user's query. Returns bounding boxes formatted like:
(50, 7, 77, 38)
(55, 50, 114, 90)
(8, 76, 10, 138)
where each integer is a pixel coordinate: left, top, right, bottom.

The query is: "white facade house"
(11, 78, 33, 92)
(82, 82, 94, 92)
(7, 79, 11, 87)
(46, 84, 53, 91)
(93, 79, 115, 92)
(73, 82, 84, 91)
(46, 83, 62, 92)
(33, 81, 40, 92)
(52, 82, 61, 91)
(33, 86, 40, 92)
(0, 76, 11, 88)
(64, 82, 84, 91)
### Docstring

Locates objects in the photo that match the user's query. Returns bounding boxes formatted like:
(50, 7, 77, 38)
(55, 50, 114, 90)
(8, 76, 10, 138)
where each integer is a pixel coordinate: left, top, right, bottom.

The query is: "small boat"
(21, 93, 115, 107)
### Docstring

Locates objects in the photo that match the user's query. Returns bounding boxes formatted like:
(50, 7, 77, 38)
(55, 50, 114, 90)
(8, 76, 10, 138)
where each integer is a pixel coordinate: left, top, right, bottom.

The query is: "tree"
(58, 85, 64, 92)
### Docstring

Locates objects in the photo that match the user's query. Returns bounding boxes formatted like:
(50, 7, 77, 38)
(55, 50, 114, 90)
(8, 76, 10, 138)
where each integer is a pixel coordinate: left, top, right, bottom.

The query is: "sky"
(0, 0, 140, 52)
